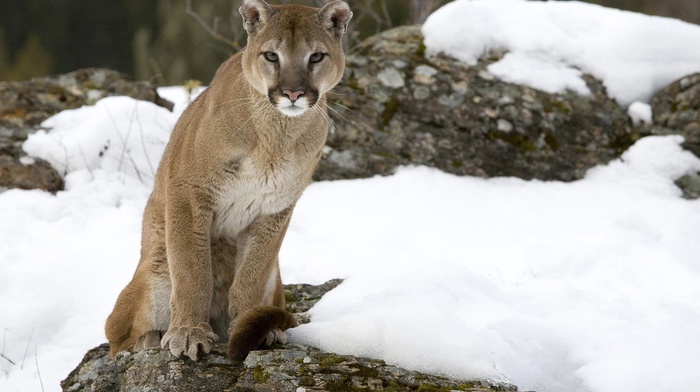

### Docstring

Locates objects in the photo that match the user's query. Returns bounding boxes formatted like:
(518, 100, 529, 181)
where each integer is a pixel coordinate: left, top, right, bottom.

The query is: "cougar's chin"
(276, 97, 309, 117)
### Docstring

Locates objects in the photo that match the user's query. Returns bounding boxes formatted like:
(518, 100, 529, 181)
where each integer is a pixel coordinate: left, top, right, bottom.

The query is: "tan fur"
(105, 0, 352, 361)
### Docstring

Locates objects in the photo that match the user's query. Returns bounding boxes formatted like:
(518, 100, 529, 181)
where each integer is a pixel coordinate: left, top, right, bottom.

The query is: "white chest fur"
(211, 156, 305, 239)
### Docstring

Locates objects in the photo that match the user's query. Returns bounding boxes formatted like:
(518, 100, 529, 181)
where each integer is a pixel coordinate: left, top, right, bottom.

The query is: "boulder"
(315, 26, 638, 182)
(650, 73, 700, 198)
(0, 68, 172, 193)
(652, 73, 700, 156)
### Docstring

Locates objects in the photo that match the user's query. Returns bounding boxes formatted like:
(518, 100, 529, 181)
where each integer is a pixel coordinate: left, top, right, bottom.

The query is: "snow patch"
(422, 0, 700, 105)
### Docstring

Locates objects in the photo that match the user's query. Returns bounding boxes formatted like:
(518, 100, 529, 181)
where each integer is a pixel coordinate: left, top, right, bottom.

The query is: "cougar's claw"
(161, 322, 219, 360)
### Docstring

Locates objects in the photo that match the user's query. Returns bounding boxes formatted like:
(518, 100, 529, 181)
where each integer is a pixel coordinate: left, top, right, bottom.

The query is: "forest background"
(1, 0, 698, 85)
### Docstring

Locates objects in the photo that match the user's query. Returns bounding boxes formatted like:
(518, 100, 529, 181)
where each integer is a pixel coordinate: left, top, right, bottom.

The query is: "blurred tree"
(135, 0, 235, 85)
(0, 0, 148, 80)
(0, 33, 53, 81)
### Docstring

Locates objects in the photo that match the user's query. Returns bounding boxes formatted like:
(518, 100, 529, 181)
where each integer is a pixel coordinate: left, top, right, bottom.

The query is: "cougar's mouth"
(268, 88, 320, 118)
(277, 96, 309, 117)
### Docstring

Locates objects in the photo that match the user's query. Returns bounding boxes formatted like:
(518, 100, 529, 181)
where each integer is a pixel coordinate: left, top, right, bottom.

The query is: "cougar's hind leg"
(105, 269, 153, 355)
(105, 263, 172, 355)
(105, 275, 143, 356)
(134, 268, 172, 350)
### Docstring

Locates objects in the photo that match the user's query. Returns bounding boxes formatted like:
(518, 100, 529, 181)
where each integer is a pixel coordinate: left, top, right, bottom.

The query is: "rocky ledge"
(62, 280, 517, 392)
(62, 344, 514, 392)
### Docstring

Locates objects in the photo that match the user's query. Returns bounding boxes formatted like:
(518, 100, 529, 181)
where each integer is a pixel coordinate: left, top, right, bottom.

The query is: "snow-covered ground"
(2, 1, 700, 391)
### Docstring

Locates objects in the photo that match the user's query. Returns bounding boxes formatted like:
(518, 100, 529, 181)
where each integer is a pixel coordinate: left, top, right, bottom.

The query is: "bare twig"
(20, 328, 34, 370)
(148, 57, 166, 86)
(59, 137, 70, 176)
(186, 0, 237, 49)
(136, 112, 156, 179)
(35, 343, 45, 392)
(410, 0, 438, 25)
(78, 145, 95, 180)
(0, 353, 15, 366)
(379, 0, 393, 29)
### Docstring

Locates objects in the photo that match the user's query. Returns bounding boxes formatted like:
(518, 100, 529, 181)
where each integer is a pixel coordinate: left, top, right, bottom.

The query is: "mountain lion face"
(240, 1, 350, 117)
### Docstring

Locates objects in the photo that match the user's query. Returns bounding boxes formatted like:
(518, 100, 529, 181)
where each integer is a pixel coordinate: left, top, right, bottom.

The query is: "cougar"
(105, 0, 352, 362)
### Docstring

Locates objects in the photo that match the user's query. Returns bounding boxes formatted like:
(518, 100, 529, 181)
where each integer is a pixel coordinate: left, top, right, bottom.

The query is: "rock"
(0, 68, 173, 130)
(284, 279, 343, 325)
(676, 172, 700, 199)
(315, 26, 637, 182)
(647, 73, 700, 199)
(652, 73, 700, 157)
(0, 68, 172, 193)
(62, 343, 515, 392)
(61, 280, 518, 392)
(0, 155, 63, 193)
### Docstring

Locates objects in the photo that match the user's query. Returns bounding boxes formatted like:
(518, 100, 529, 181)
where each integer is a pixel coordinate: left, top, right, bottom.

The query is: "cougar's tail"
(227, 306, 297, 361)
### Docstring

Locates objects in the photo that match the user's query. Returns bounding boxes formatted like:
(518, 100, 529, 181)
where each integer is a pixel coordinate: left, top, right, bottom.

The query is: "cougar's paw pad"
(161, 322, 219, 360)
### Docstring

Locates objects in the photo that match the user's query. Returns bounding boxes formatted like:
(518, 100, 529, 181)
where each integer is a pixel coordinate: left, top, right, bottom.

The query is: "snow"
(627, 101, 653, 126)
(2, 2, 700, 392)
(287, 136, 700, 392)
(422, 0, 700, 106)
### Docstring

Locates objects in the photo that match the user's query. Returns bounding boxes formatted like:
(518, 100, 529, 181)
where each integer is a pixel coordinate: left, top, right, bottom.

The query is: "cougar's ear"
(318, 1, 353, 38)
(239, 0, 275, 34)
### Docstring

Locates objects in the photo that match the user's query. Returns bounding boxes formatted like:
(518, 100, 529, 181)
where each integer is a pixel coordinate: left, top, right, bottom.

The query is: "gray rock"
(61, 280, 518, 392)
(62, 343, 516, 392)
(378, 67, 405, 89)
(315, 26, 637, 182)
(652, 73, 700, 157)
(676, 172, 700, 199)
(646, 73, 700, 198)
(0, 155, 63, 193)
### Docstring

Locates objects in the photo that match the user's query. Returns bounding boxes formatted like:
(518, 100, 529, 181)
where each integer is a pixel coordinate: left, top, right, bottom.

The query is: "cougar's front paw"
(161, 322, 219, 360)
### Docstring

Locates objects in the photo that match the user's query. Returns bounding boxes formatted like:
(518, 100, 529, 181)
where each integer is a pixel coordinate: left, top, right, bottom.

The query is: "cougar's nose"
(282, 88, 305, 102)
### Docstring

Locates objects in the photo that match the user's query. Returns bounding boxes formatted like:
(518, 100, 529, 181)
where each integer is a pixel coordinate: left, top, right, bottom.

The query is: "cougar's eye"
(263, 52, 279, 62)
(309, 52, 325, 64)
